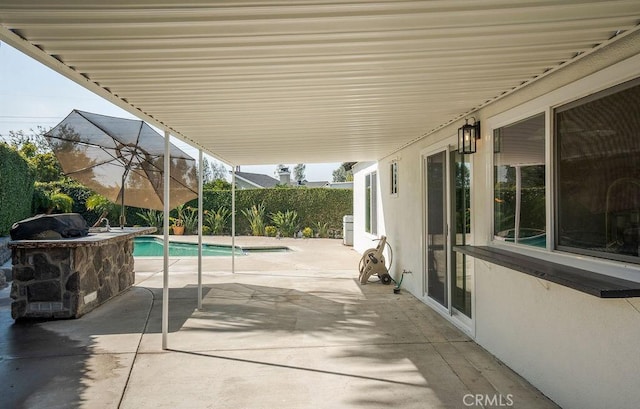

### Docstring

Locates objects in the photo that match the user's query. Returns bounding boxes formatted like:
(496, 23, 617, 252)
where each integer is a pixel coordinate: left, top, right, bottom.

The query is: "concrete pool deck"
(1, 236, 558, 408)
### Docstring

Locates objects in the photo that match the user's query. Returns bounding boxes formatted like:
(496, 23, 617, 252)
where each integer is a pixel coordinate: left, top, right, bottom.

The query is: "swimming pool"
(132, 237, 290, 257)
(133, 237, 244, 257)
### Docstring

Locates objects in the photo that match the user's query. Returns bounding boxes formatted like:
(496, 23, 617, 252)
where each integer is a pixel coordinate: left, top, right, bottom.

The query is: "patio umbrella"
(45, 110, 198, 227)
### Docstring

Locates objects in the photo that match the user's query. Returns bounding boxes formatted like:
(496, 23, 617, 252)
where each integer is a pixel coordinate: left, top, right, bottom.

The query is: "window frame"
(485, 52, 640, 282)
(492, 112, 547, 249)
(365, 171, 378, 235)
(390, 160, 398, 197)
(553, 77, 640, 264)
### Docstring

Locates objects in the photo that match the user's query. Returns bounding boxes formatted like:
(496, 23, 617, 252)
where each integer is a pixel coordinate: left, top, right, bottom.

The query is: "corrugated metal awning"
(1, 1, 639, 165)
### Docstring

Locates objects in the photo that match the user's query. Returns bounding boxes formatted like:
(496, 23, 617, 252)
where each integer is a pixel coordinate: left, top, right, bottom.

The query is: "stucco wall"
(474, 262, 640, 409)
(352, 31, 640, 409)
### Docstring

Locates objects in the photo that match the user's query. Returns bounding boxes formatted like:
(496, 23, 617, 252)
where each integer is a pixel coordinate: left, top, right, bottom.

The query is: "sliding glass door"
(424, 151, 448, 307)
(423, 147, 473, 320)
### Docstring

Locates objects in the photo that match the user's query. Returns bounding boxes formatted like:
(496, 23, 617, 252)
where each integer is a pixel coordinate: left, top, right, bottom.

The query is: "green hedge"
(34, 181, 353, 235)
(241, 188, 352, 233)
(0, 144, 35, 235)
(195, 188, 353, 235)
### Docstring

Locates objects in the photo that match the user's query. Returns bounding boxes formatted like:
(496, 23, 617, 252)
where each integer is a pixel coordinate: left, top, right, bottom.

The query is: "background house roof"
(235, 171, 280, 188)
(1, 1, 639, 165)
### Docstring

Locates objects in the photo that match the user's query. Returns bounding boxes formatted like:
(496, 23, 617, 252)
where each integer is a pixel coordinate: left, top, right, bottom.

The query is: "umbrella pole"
(120, 171, 129, 229)
(120, 173, 125, 229)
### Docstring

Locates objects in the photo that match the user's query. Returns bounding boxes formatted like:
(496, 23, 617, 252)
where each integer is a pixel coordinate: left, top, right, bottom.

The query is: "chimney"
(278, 166, 291, 185)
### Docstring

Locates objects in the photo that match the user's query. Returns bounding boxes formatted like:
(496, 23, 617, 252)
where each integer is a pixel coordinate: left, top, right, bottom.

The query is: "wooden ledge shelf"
(453, 245, 640, 298)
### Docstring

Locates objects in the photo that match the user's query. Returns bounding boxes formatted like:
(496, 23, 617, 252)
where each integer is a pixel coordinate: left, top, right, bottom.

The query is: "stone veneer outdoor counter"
(9, 226, 155, 320)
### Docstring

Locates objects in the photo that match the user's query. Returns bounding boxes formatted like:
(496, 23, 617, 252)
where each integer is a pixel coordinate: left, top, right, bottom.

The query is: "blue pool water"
(133, 237, 244, 257)
(495, 228, 546, 248)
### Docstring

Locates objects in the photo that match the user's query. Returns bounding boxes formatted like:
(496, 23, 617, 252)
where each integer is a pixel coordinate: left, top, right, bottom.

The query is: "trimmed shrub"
(265, 225, 277, 237)
(198, 188, 352, 235)
(49, 191, 74, 213)
(302, 227, 313, 238)
(0, 144, 35, 235)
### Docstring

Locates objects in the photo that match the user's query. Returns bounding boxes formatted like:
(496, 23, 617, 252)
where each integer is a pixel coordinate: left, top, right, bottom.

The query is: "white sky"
(0, 41, 341, 182)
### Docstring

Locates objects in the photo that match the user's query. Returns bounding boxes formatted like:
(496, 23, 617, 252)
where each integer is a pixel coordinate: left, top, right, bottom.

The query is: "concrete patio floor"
(1, 236, 559, 408)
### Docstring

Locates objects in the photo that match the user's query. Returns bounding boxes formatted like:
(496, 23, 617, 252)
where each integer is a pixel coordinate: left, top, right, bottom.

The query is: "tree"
(7, 128, 51, 153)
(201, 157, 213, 183)
(201, 157, 228, 183)
(29, 151, 63, 182)
(32, 183, 74, 215)
(210, 160, 228, 180)
(332, 164, 353, 182)
(275, 164, 287, 176)
(293, 163, 306, 183)
(7, 129, 64, 182)
(205, 179, 232, 190)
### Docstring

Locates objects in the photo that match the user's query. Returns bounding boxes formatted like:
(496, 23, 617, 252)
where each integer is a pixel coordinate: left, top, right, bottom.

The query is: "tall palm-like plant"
(136, 208, 163, 229)
(182, 206, 198, 235)
(314, 221, 330, 238)
(204, 207, 230, 235)
(241, 203, 266, 236)
(270, 210, 299, 237)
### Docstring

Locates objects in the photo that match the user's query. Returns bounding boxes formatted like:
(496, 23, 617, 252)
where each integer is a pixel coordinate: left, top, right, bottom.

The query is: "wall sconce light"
(457, 117, 481, 154)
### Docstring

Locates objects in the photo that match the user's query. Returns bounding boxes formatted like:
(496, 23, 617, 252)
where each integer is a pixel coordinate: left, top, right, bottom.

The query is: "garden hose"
(391, 270, 412, 293)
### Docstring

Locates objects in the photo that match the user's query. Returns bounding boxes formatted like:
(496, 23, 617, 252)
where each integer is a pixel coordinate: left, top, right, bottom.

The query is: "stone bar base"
(9, 227, 154, 319)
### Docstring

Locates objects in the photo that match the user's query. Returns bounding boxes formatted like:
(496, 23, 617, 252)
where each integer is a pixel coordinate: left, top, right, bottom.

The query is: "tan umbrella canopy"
(45, 110, 198, 226)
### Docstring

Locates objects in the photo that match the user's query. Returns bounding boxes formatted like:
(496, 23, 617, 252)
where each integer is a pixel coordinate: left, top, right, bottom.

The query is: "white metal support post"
(232, 168, 236, 274)
(514, 165, 522, 243)
(197, 149, 203, 310)
(162, 130, 170, 349)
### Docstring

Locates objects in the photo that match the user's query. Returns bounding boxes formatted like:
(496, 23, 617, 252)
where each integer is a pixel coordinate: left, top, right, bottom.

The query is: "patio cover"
(1, 1, 640, 166)
(2, 1, 640, 350)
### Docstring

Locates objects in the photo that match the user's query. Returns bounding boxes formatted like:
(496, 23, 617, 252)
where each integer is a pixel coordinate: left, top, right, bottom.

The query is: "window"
(365, 171, 377, 234)
(390, 161, 398, 195)
(493, 113, 546, 247)
(555, 79, 640, 263)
